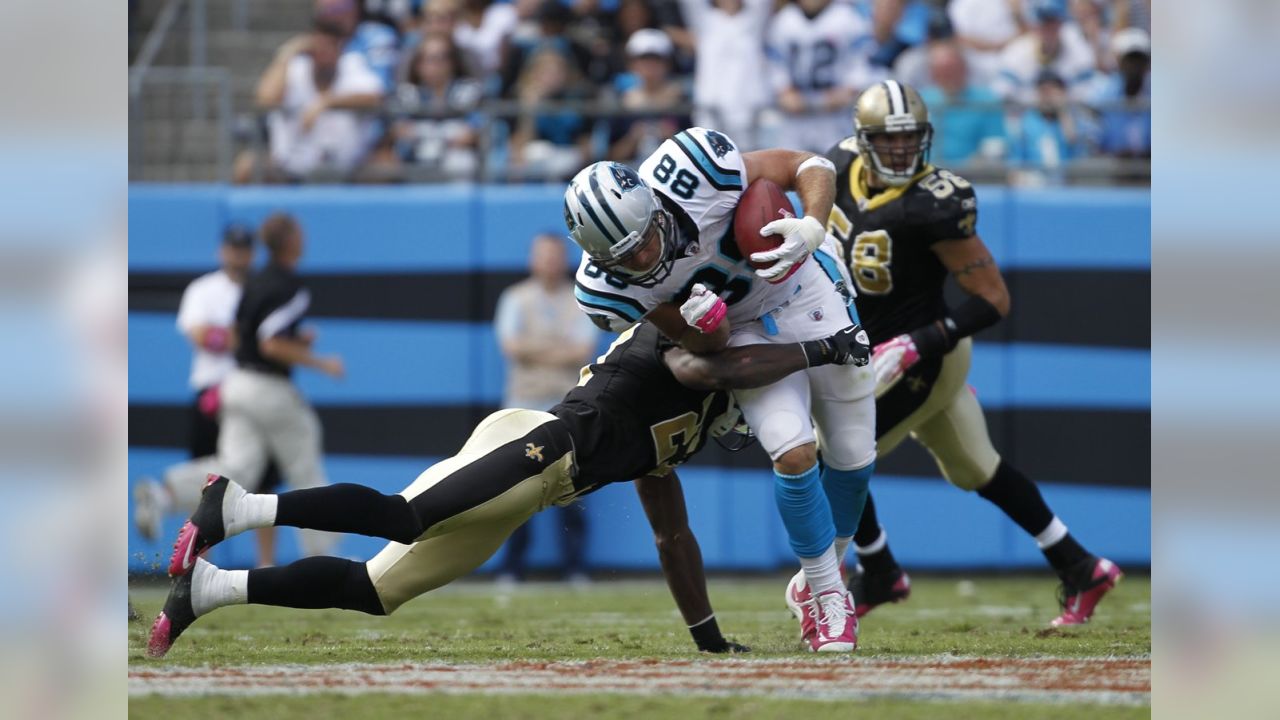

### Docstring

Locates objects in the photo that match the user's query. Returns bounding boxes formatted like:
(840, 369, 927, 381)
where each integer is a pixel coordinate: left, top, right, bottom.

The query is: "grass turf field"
(128, 573, 1150, 718)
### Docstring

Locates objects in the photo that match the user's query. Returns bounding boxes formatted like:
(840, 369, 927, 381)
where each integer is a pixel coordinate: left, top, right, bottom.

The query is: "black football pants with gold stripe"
(246, 410, 578, 615)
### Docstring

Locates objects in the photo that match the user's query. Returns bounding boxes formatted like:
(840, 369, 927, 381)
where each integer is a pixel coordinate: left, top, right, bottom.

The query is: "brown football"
(734, 179, 798, 272)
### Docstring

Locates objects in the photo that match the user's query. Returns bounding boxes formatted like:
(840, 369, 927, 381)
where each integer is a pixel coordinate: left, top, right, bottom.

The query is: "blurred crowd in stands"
(234, 0, 1150, 185)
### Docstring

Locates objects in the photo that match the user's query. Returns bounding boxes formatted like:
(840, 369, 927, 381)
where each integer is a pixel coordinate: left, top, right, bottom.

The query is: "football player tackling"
(566, 129, 877, 651)
(824, 81, 1121, 627)
(147, 323, 869, 658)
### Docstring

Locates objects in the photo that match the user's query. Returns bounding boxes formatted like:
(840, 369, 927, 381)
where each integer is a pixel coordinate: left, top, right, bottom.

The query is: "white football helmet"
(563, 162, 675, 287)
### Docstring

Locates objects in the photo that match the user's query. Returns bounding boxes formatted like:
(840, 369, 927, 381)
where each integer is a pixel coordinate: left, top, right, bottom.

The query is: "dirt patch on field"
(130, 657, 1149, 706)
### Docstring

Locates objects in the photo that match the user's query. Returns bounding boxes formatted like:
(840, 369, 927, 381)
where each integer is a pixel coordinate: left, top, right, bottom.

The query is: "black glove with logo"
(801, 325, 872, 367)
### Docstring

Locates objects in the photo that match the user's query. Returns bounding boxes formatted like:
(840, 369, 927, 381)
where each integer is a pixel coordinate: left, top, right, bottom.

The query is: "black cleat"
(847, 565, 912, 618)
(147, 571, 197, 658)
(168, 474, 231, 577)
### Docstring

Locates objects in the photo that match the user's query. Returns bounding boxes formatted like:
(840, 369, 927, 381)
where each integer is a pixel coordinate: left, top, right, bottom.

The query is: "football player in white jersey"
(564, 128, 877, 652)
(765, 0, 883, 152)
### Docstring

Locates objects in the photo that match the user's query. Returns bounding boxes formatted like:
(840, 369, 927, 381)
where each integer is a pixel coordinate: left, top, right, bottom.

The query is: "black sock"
(976, 460, 1056, 537)
(275, 483, 421, 544)
(977, 461, 1090, 576)
(1044, 534, 1091, 581)
(247, 557, 385, 615)
(853, 493, 883, 547)
(850, 494, 899, 574)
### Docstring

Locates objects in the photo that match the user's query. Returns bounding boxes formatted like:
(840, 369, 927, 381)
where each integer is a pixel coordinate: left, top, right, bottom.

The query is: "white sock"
(799, 544, 843, 595)
(834, 536, 853, 565)
(1035, 517, 1069, 550)
(223, 481, 278, 538)
(190, 558, 249, 617)
(856, 528, 888, 555)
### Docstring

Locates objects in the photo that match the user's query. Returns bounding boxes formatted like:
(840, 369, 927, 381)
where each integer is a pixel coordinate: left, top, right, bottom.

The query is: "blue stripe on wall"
(129, 185, 1149, 272)
(130, 184, 480, 272)
(128, 313, 508, 404)
(128, 448, 1149, 573)
(129, 311, 1148, 409)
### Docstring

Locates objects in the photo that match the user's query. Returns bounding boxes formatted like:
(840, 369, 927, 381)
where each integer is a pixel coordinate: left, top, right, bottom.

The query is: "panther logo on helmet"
(610, 164, 642, 192)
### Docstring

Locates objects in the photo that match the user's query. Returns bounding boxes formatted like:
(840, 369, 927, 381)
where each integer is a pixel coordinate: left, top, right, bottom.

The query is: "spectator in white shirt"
(947, 0, 1026, 86)
(454, 0, 519, 76)
(992, 0, 1099, 106)
(249, 19, 386, 181)
(679, 0, 773, 151)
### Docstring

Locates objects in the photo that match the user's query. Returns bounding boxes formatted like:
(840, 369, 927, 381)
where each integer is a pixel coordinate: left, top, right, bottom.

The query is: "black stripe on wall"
(129, 403, 1150, 489)
(132, 268, 1149, 348)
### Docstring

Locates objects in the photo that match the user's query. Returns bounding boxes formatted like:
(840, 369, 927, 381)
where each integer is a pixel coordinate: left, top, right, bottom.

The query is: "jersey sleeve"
(573, 255, 652, 332)
(918, 169, 979, 243)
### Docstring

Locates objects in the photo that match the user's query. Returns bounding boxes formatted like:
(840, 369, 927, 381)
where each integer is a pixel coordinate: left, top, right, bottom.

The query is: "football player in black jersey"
(148, 322, 870, 658)
(822, 80, 1121, 627)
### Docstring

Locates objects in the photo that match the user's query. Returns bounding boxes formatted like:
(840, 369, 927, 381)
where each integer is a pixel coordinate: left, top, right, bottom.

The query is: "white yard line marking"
(130, 657, 1150, 706)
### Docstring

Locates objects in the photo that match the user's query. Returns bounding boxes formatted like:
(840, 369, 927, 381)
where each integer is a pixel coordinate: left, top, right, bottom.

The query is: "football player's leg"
(733, 370, 841, 597)
(845, 343, 969, 612)
(173, 410, 574, 567)
(808, 361, 877, 563)
(911, 387, 1120, 623)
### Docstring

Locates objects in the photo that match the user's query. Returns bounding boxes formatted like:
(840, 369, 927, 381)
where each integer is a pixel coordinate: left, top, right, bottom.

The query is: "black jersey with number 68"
(824, 137, 980, 345)
(550, 322, 734, 495)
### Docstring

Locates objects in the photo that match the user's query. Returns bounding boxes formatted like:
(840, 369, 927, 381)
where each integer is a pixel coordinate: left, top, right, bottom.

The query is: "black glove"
(697, 637, 752, 654)
(801, 325, 871, 367)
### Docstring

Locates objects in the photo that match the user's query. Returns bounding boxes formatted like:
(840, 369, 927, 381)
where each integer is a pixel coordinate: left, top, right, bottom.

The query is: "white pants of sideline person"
(163, 368, 335, 557)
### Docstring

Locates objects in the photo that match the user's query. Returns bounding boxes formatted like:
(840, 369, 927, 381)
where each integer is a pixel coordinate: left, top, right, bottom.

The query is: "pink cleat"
(807, 589, 858, 653)
(784, 570, 815, 642)
(168, 474, 231, 577)
(1051, 557, 1123, 627)
(147, 571, 196, 658)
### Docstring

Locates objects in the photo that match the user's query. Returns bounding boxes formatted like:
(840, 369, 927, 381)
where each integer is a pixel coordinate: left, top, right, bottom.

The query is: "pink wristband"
(203, 327, 230, 352)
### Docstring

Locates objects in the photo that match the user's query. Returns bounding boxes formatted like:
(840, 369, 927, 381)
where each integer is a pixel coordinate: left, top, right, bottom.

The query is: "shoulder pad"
(826, 137, 859, 171)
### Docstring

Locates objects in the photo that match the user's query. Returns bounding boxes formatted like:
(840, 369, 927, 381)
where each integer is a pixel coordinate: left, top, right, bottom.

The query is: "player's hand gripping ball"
(734, 179, 824, 284)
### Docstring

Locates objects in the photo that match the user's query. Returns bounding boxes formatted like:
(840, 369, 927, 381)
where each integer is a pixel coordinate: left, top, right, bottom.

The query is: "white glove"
(871, 334, 921, 398)
(751, 215, 826, 283)
(679, 283, 727, 334)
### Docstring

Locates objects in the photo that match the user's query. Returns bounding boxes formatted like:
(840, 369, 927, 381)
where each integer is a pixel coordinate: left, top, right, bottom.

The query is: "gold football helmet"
(853, 80, 933, 186)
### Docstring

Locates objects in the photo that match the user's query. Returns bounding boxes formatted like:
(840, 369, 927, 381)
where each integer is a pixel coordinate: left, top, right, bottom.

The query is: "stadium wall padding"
(128, 184, 1150, 573)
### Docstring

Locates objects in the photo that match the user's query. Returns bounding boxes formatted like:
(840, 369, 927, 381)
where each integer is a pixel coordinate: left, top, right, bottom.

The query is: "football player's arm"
(634, 472, 748, 653)
(664, 325, 870, 391)
(647, 302, 730, 355)
(743, 150, 836, 223)
(741, 150, 836, 281)
(871, 233, 1007, 395)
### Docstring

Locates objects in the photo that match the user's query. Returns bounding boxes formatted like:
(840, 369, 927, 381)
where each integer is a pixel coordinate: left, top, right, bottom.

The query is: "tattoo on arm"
(955, 255, 994, 278)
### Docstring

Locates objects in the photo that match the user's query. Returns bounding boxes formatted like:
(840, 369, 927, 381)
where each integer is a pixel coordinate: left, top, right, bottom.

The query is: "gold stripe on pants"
(877, 338, 1002, 491)
(365, 409, 577, 613)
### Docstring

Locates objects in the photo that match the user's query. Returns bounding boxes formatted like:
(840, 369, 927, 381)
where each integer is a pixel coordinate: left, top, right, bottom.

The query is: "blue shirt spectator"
(919, 40, 1005, 166)
(1093, 27, 1150, 158)
(1006, 70, 1094, 168)
(314, 0, 401, 91)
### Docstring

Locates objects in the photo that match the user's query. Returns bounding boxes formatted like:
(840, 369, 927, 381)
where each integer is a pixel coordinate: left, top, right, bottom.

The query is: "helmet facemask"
(856, 122, 933, 187)
(594, 205, 676, 288)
